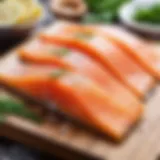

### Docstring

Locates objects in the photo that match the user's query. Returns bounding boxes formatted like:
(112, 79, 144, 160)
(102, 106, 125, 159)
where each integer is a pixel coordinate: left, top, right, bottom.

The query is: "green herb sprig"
(0, 97, 41, 123)
(84, 0, 129, 23)
(50, 69, 67, 79)
(49, 47, 70, 57)
(74, 32, 93, 40)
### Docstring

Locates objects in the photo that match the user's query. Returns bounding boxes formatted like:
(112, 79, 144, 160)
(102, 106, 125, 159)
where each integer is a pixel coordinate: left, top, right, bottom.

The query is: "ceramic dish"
(119, 1, 160, 37)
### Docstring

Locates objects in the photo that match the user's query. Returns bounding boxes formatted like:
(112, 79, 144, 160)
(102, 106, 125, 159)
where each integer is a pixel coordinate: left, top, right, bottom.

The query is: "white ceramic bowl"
(119, 1, 160, 37)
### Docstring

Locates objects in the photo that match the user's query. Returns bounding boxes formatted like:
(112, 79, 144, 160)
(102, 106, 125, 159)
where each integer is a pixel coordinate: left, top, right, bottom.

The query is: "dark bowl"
(0, 25, 37, 51)
(0, 25, 35, 40)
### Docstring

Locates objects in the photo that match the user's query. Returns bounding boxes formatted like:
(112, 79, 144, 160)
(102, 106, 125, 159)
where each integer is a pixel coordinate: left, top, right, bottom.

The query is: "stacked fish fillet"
(1, 22, 160, 141)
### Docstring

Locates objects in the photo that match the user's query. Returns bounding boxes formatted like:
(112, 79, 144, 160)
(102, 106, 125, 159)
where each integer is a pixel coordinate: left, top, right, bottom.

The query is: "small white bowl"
(119, 1, 160, 37)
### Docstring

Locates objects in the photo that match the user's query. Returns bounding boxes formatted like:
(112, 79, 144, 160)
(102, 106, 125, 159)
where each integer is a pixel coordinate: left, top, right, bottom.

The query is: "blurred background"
(0, 0, 160, 159)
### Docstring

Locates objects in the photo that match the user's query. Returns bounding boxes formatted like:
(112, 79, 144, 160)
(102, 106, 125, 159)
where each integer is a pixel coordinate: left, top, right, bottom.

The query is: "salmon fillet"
(40, 22, 154, 98)
(19, 39, 143, 120)
(0, 61, 143, 140)
(99, 26, 160, 79)
(0, 59, 52, 99)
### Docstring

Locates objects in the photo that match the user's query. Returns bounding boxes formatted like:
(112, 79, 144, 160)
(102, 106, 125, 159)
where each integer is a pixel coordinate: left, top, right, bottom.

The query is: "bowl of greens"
(119, 0, 160, 37)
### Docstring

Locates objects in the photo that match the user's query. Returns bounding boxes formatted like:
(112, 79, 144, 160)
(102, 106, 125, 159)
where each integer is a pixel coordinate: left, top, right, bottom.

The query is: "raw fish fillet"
(99, 26, 160, 79)
(0, 60, 143, 140)
(40, 22, 154, 98)
(19, 39, 143, 119)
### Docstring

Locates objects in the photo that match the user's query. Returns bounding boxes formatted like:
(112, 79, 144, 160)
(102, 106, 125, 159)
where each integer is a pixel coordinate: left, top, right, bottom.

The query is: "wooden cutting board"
(0, 37, 160, 160)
